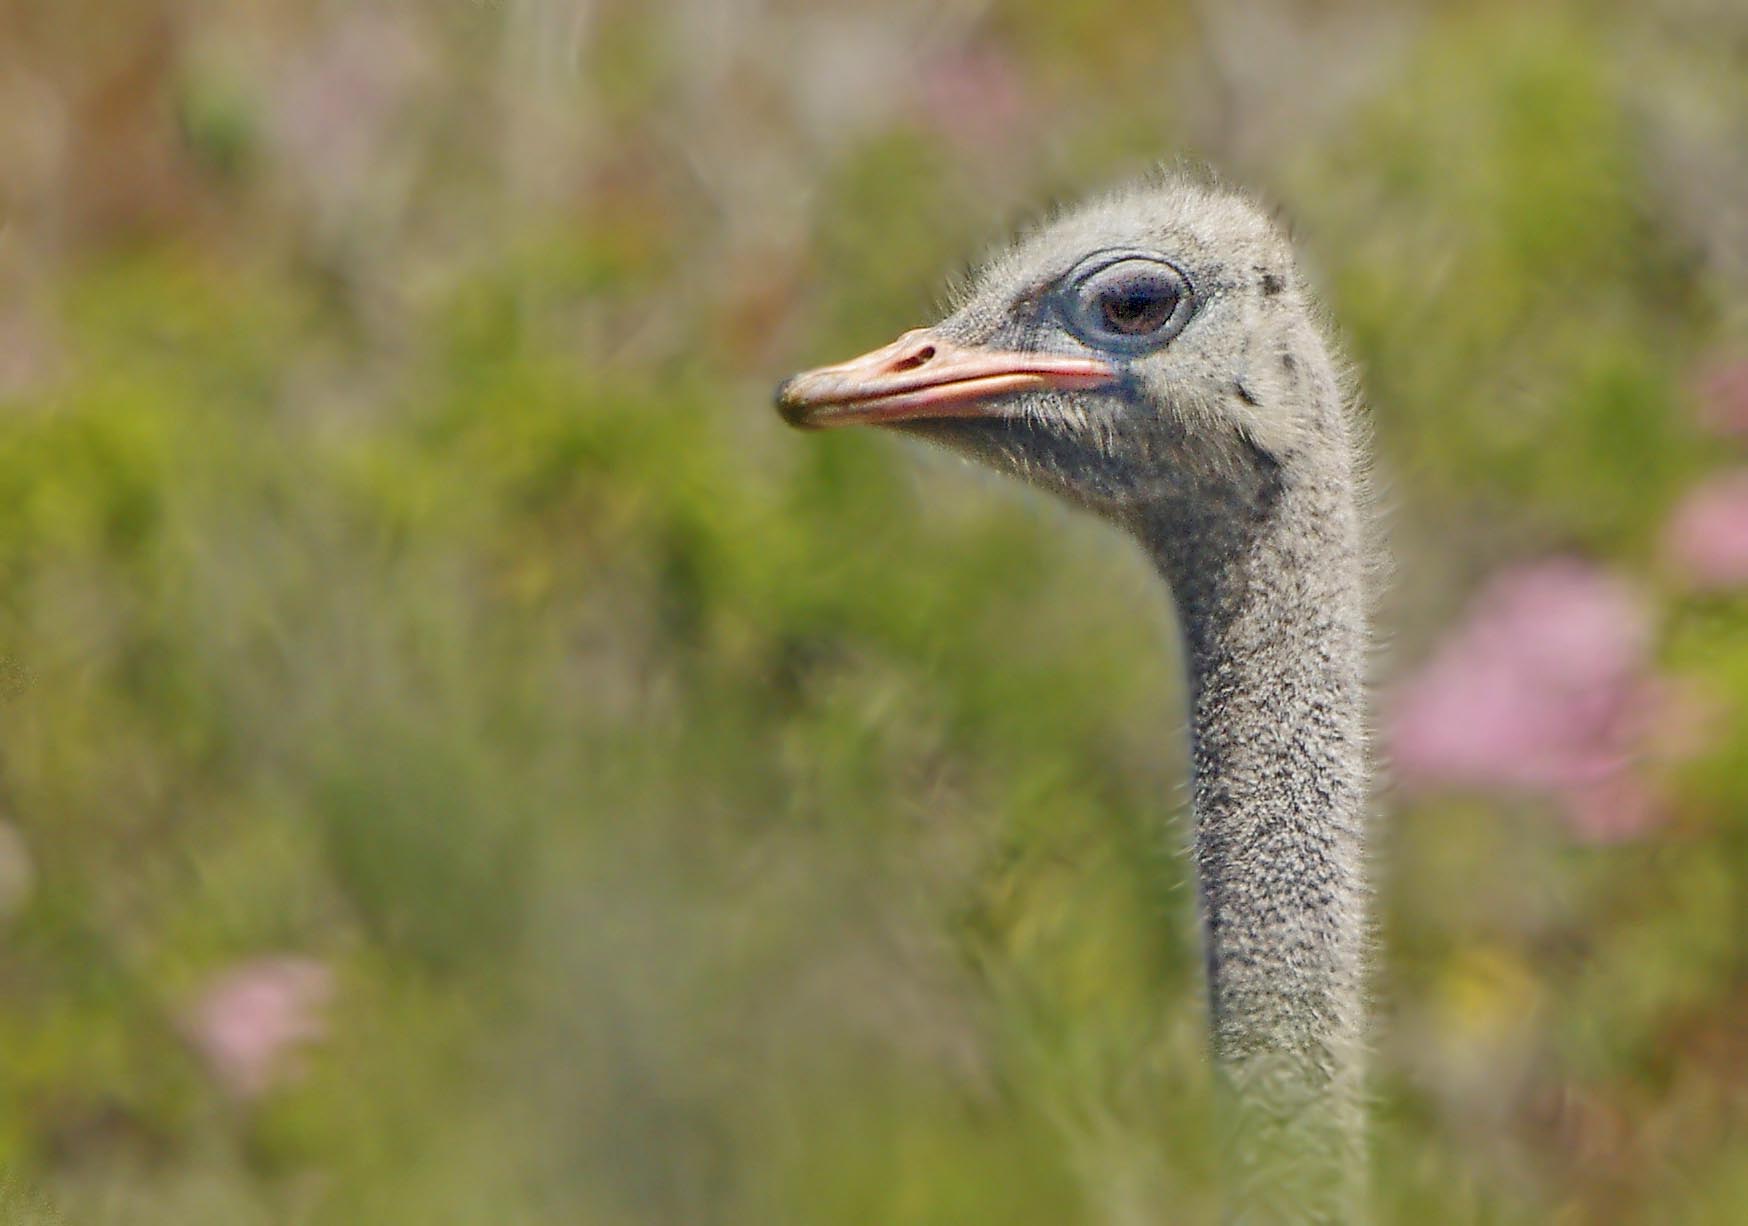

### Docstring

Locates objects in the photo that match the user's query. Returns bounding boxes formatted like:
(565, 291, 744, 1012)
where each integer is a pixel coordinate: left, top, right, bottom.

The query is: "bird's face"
(776, 180, 1327, 530)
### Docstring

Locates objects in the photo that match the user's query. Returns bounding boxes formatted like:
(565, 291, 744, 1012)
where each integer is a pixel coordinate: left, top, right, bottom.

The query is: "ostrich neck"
(1139, 450, 1369, 1222)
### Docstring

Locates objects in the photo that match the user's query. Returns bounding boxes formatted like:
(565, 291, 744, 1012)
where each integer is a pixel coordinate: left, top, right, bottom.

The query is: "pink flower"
(268, 13, 432, 221)
(1662, 470, 1748, 589)
(1692, 357, 1748, 439)
(914, 46, 1029, 152)
(0, 303, 57, 400)
(185, 957, 334, 1099)
(1388, 560, 1677, 841)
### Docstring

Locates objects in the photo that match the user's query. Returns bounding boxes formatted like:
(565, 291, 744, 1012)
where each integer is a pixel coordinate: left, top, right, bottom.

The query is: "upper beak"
(775, 328, 1118, 429)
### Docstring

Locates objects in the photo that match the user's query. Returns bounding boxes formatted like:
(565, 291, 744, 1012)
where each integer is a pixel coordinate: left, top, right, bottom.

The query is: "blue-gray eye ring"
(1057, 251, 1196, 352)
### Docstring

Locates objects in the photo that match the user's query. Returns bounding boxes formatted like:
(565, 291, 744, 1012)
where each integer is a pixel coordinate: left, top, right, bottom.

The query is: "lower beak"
(775, 329, 1118, 429)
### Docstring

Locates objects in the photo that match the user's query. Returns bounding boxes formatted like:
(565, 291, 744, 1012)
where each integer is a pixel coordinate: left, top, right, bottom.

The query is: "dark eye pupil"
(1061, 256, 1193, 349)
(1100, 282, 1177, 334)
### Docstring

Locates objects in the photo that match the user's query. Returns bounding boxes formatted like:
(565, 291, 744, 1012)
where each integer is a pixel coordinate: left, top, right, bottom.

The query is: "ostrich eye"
(1060, 255, 1195, 351)
(1099, 276, 1178, 334)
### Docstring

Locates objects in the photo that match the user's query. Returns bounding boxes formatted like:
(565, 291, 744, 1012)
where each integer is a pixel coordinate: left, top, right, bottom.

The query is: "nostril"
(891, 345, 935, 373)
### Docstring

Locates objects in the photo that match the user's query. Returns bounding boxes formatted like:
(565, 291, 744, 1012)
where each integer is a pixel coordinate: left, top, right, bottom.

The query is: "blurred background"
(0, 0, 1744, 1222)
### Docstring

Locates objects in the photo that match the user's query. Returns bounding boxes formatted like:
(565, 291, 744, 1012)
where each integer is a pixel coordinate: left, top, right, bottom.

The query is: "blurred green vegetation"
(0, 1, 1744, 1223)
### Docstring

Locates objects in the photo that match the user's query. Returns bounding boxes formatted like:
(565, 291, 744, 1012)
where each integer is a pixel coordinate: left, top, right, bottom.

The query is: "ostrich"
(775, 174, 1370, 1222)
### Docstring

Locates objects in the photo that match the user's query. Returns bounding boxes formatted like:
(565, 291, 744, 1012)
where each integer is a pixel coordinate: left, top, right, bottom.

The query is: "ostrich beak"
(775, 329, 1117, 429)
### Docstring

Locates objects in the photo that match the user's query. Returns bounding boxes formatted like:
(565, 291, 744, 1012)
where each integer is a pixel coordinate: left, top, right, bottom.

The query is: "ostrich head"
(775, 174, 1373, 1215)
(776, 177, 1341, 544)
